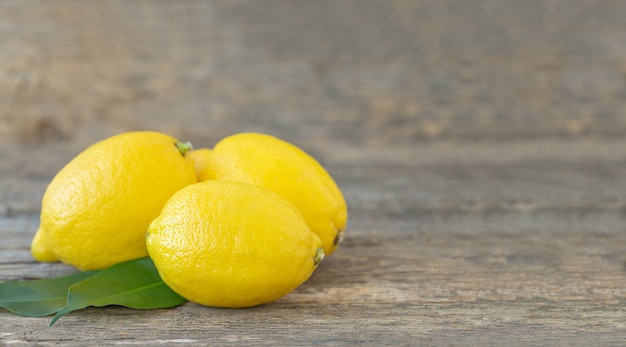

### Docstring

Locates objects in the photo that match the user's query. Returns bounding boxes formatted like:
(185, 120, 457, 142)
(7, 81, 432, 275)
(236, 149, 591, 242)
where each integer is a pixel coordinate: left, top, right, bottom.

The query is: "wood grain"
(2, 0, 626, 345)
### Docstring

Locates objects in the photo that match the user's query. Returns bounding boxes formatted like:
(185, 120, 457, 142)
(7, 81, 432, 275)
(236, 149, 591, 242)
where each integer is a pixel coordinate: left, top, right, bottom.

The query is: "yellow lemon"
(186, 148, 213, 181)
(197, 132, 347, 256)
(146, 180, 324, 308)
(31, 131, 197, 271)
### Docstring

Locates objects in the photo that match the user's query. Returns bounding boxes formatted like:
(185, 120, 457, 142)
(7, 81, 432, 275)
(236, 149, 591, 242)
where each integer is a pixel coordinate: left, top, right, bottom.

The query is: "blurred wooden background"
(2, 1, 626, 145)
(2, 1, 626, 345)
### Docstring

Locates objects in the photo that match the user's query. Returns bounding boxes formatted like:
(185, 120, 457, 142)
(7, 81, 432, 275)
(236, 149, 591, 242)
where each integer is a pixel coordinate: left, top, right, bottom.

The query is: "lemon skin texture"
(198, 132, 347, 256)
(146, 180, 323, 308)
(186, 148, 213, 181)
(31, 131, 197, 271)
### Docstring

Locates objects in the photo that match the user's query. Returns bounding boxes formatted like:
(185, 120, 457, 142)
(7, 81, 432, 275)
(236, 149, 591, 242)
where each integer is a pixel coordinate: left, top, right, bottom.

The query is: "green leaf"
(0, 270, 98, 317)
(49, 257, 187, 326)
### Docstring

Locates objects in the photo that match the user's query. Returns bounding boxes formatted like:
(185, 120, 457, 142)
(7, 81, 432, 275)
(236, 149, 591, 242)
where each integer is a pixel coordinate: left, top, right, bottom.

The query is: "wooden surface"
(2, 1, 626, 345)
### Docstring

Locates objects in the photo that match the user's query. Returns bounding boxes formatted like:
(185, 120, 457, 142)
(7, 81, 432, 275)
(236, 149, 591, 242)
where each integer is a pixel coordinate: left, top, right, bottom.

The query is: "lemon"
(146, 180, 324, 308)
(197, 132, 347, 256)
(31, 131, 197, 271)
(186, 148, 213, 182)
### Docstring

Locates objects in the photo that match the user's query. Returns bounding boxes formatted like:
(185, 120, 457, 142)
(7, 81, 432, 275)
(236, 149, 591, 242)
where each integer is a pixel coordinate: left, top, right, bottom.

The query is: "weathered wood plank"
(2, 230, 626, 344)
(2, 301, 626, 346)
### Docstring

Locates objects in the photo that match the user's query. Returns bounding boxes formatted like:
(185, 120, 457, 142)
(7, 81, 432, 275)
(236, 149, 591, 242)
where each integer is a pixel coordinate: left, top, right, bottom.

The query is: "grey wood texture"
(2, 1, 626, 345)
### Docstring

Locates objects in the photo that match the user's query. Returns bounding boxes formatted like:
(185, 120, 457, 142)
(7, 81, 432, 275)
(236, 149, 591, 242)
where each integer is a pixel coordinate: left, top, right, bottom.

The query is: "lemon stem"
(334, 230, 345, 245)
(314, 248, 324, 266)
(176, 141, 193, 156)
